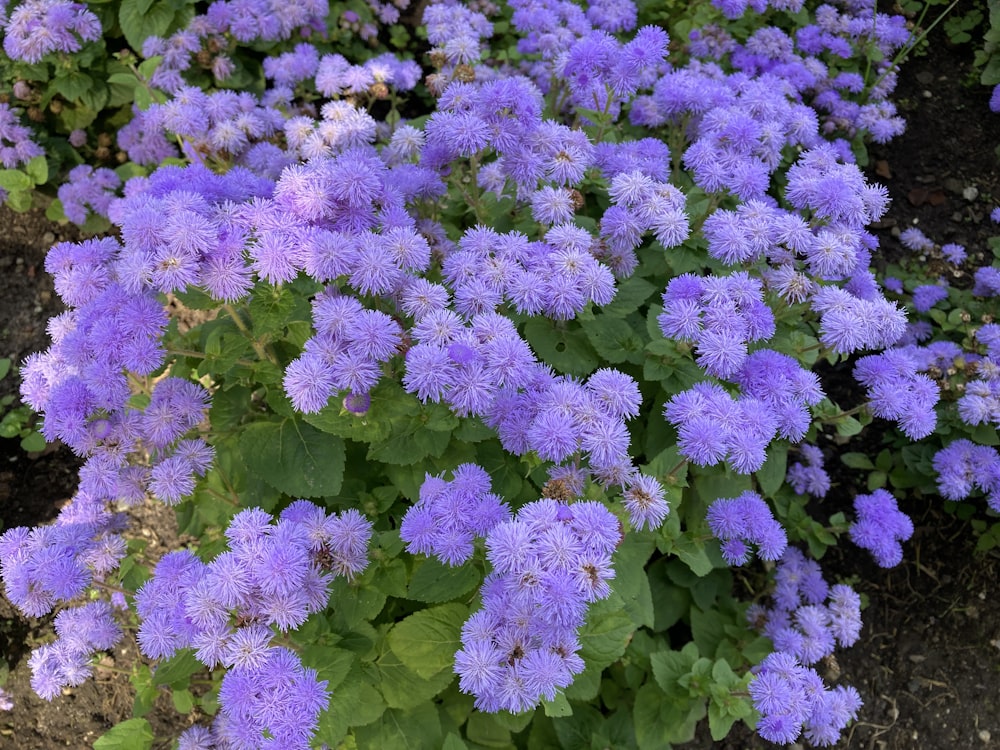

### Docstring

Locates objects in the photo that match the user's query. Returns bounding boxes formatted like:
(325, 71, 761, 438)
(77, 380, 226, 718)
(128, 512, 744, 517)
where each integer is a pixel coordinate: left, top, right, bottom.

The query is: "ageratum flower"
(2, 0, 100, 63)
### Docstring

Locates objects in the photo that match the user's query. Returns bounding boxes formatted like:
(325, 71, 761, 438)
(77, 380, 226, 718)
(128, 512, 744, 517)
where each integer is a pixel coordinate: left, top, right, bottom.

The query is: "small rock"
(908, 654, 926, 663)
(963, 186, 979, 201)
(922, 90, 932, 99)
(41, 231, 55, 244)
(979, 730, 991, 743)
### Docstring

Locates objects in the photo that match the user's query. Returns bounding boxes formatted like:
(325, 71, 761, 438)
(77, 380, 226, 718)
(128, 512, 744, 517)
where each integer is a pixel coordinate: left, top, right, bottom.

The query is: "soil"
(1, 16, 999, 750)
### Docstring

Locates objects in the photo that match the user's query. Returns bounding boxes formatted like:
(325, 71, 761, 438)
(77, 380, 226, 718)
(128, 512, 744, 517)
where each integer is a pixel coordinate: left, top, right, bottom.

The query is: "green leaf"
(24, 155, 47, 184)
(708, 701, 738, 741)
(353, 705, 443, 750)
(602, 275, 657, 317)
(552, 703, 603, 750)
(19, 431, 46, 453)
(577, 594, 634, 666)
(408, 557, 482, 603)
(650, 644, 699, 697)
(52, 71, 94, 102)
(238, 417, 346, 497)
(543, 692, 573, 717)
(466, 712, 513, 748)
(583, 315, 645, 364)
(613, 535, 656, 629)
(754, 441, 787, 497)
(376, 648, 456, 710)
(387, 603, 467, 679)
(93, 719, 153, 750)
(0, 170, 32, 192)
(840, 452, 875, 470)
(835, 416, 863, 437)
(523, 318, 599, 377)
(119, 0, 176, 51)
(138, 55, 163, 80)
(151, 648, 200, 688)
(0, 358, 10, 380)
(171, 688, 194, 714)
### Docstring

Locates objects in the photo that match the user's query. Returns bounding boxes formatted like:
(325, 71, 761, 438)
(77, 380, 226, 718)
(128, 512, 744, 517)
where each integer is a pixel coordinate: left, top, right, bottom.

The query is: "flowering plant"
(3, 0, 1000, 748)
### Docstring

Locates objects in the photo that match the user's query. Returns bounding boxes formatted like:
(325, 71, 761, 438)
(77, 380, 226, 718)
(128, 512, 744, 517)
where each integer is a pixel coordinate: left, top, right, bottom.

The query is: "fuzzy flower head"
(848, 489, 913, 567)
(706, 491, 787, 564)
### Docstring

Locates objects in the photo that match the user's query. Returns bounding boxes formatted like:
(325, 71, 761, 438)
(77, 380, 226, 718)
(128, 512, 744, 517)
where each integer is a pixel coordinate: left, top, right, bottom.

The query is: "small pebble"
(41, 231, 55, 244)
(979, 730, 991, 743)
(963, 186, 979, 201)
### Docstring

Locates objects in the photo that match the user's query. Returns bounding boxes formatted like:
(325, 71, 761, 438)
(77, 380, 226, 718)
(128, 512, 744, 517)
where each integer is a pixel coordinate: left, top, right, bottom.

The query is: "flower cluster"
(706, 490, 787, 565)
(750, 651, 862, 746)
(453, 498, 620, 712)
(400, 464, 511, 565)
(0, 102, 43, 170)
(747, 548, 863, 745)
(26, 601, 121, 700)
(136, 502, 371, 748)
(786, 443, 830, 497)
(140, 0, 330, 92)
(1, 0, 100, 63)
(57, 165, 121, 225)
(853, 348, 939, 439)
(665, 382, 778, 474)
(848, 489, 913, 568)
(933, 439, 1000, 512)
(658, 272, 775, 380)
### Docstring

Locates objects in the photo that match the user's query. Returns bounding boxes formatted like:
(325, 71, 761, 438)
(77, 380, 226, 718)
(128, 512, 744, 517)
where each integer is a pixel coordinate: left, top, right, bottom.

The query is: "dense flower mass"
(1, 0, 101, 62)
(10, 0, 1000, 745)
(454, 498, 620, 712)
(136, 502, 371, 747)
(848, 489, 913, 567)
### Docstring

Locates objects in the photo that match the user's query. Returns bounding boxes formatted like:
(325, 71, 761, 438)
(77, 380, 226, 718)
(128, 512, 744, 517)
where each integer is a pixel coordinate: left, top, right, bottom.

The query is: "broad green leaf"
(543, 692, 573, 717)
(52, 71, 93, 101)
(238, 417, 346, 497)
(708, 701, 738, 741)
(650, 644, 700, 697)
(20, 431, 46, 453)
(613, 535, 656, 629)
(151, 648, 200, 688)
(583, 315, 645, 364)
(316, 663, 385, 745)
(353, 705, 443, 750)
(298, 647, 355, 692)
(119, 0, 176, 51)
(408, 557, 482, 603)
(601, 275, 657, 317)
(0, 170, 32, 192)
(632, 684, 674, 750)
(840, 452, 875, 470)
(376, 648, 456, 710)
(387, 603, 467, 679)
(24, 155, 47, 184)
(523, 318, 600, 376)
(93, 719, 153, 750)
(577, 594, 634, 666)
(755, 441, 787, 497)
(465, 712, 513, 748)
(552, 703, 603, 750)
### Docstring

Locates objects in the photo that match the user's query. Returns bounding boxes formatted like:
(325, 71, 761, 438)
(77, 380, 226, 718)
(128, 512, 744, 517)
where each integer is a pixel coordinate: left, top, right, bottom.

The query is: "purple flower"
(849, 489, 913, 567)
(3, 0, 101, 63)
(707, 491, 787, 564)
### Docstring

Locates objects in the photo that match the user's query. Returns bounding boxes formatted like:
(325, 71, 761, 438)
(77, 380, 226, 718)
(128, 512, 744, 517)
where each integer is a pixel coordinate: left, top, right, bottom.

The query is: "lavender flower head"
(707, 491, 787, 565)
(454, 498, 621, 712)
(848, 489, 913, 567)
(786, 443, 830, 498)
(2, 0, 101, 63)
